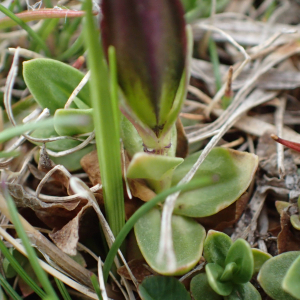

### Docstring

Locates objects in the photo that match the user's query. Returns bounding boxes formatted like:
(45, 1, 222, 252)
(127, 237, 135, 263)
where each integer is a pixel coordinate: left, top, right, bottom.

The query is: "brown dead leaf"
(196, 192, 250, 231)
(49, 203, 91, 256)
(117, 259, 153, 282)
(277, 206, 300, 253)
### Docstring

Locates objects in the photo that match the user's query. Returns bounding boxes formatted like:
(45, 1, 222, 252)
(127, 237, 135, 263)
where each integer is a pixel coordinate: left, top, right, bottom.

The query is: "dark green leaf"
(139, 276, 191, 300)
(190, 273, 222, 300)
(225, 239, 254, 284)
(225, 283, 261, 300)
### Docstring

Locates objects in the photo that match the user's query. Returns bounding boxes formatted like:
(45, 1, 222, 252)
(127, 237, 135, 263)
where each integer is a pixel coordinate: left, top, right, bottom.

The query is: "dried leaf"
(49, 203, 91, 256)
(117, 259, 153, 282)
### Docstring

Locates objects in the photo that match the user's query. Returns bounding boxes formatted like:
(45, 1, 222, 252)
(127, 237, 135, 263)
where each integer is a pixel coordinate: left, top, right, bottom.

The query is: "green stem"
(83, 0, 125, 236)
(103, 176, 215, 281)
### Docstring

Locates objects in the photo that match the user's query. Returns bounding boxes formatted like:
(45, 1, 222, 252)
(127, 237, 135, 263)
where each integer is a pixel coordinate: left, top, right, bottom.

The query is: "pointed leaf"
(204, 230, 232, 268)
(225, 239, 254, 284)
(127, 153, 183, 181)
(139, 276, 191, 300)
(190, 273, 222, 300)
(225, 283, 261, 300)
(206, 263, 233, 296)
(23, 58, 91, 114)
(101, 0, 186, 136)
(172, 148, 258, 217)
(54, 109, 94, 136)
(258, 251, 300, 300)
(252, 249, 272, 274)
(134, 208, 205, 275)
(283, 254, 300, 299)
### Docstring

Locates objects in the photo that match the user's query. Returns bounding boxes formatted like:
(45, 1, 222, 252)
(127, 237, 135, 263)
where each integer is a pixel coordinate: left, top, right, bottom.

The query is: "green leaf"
(134, 208, 205, 275)
(23, 58, 91, 114)
(127, 152, 183, 180)
(3, 249, 27, 278)
(206, 263, 233, 296)
(54, 108, 94, 136)
(225, 283, 261, 300)
(258, 251, 300, 300)
(190, 273, 222, 300)
(290, 215, 300, 230)
(283, 254, 300, 299)
(225, 239, 254, 284)
(204, 230, 232, 268)
(172, 148, 258, 217)
(139, 276, 191, 300)
(252, 249, 272, 275)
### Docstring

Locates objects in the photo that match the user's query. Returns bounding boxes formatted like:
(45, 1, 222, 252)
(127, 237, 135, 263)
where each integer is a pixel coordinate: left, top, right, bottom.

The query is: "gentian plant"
(20, 0, 258, 286)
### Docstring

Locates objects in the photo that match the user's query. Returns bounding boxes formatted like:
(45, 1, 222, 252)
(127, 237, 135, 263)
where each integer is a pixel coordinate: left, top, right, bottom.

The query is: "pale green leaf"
(172, 148, 258, 217)
(283, 254, 300, 299)
(252, 249, 272, 275)
(206, 263, 233, 296)
(134, 208, 205, 275)
(204, 230, 232, 268)
(23, 58, 91, 114)
(258, 251, 300, 300)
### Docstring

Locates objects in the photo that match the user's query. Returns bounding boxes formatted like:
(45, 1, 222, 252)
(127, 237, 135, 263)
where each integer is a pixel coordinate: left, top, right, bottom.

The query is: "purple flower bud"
(101, 0, 187, 137)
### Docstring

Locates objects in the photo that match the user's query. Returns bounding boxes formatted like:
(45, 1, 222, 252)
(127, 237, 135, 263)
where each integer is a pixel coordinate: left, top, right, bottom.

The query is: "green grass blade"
(90, 274, 103, 300)
(0, 239, 46, 298)
(208, 38, 222, 92)
(0, 4, 51, 56)
(4, 190, 59, 300)
(103, 176, 215, 281)
(0, 273, 23, 300)
(54, 277, 72, 300)
(83, 0, 125, 236)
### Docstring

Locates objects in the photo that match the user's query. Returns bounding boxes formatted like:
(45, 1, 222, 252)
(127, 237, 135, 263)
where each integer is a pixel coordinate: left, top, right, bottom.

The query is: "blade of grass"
(0, 273, 23, 300)
(0, 239, 46, 298)
(54, 277, 72, 300)
(0, 4, 51, 56)
(103, 175, 216, 281)
(83, 0, 125, 236)
(90, 274, 103, 300)
(4, 189, 59, 300)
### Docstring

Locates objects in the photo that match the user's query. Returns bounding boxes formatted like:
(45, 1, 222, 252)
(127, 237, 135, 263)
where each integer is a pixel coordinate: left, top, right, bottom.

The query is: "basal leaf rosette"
(101, 0, 188, 151)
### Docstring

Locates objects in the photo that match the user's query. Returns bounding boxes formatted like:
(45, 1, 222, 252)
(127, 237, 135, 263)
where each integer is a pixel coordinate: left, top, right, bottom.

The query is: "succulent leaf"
(258, 251, 300, 300)
(225, 239, 254, 284)
(204, 230, 232, 268)
(139, 276, 191, 300)
(134, 208, 205, 275)
(101, 0, 187, 137)
(206, 263, 233, 296)
(252, 249, 272, 275)
(225, 283, 261, 300)
(190, 273, 222, 300)
(172, 148, 258, 217)
(283, 254, 300, 299)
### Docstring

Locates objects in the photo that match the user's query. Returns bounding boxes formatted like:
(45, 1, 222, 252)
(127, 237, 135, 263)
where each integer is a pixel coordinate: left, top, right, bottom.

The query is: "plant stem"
(83, 0, 125, 236)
